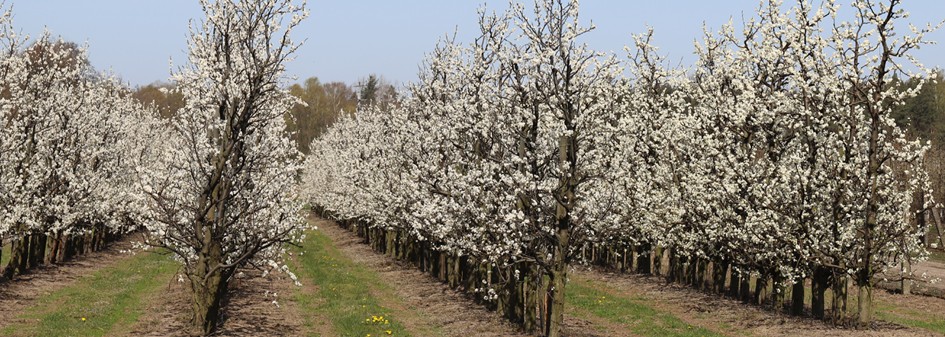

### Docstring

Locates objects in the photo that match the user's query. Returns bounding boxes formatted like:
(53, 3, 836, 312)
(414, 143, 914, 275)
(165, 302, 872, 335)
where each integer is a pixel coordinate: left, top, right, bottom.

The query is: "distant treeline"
(892, 71, 945, 203)
(131, 73, 397, 155)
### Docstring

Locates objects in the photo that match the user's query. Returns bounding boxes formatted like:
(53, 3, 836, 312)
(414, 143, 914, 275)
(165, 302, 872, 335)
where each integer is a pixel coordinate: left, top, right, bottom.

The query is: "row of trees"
(1, 1, 310, 335)
(304, 0, 936, 335)
(0, 9, 163, 279)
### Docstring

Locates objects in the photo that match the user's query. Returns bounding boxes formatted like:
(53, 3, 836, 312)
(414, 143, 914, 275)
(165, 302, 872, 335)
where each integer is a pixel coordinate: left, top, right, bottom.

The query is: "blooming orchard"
(0, 0, 309, 335)
(0, 6, 161, 278)
(305, 0, 937, 332)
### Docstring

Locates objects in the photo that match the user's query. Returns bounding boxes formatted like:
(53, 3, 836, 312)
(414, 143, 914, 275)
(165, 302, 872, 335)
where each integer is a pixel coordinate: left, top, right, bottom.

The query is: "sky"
(11, 1, 945, 88)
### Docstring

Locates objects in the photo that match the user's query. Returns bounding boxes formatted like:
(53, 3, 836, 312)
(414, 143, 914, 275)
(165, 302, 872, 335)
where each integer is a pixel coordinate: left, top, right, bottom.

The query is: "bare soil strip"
(576, 268, 943, 337)
(123, 265, 311, 336)
(119, 273, 190, 337)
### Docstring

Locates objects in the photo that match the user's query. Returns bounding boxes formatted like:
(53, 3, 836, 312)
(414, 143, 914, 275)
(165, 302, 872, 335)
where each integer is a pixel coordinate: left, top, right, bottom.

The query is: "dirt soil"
(577, 267, 943, 337)
(124, 265, 310, 337)
(0, 237, 138, 331)
(120, 268, 190, 337)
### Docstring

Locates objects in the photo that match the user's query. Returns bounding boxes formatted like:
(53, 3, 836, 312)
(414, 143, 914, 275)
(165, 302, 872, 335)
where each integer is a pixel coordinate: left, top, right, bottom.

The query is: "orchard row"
(0, 1, 308, 335)
(304, 0, 935, 335)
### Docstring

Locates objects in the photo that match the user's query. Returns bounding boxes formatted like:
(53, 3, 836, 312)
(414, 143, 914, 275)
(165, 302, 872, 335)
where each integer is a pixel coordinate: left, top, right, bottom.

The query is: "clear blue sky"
(11, 1, 945, 87)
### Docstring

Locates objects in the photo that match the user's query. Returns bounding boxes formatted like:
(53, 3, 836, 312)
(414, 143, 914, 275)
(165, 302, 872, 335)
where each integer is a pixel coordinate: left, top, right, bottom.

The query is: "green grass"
(876, 300, 945, 334)
(289, 229, 427, 337)
(927, 249, 945, 264)
(567, 277, 723, 337)
(1, 250, 178, 337)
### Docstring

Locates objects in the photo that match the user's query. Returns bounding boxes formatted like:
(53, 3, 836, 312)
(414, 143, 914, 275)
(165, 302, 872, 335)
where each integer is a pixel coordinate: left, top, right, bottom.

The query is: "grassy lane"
(1, 250, 177, 337)
(288, 229, 438, 337)
(567, 275, 724, 337)
(928, 250, 945, 264)
(876, 302, 945, 334)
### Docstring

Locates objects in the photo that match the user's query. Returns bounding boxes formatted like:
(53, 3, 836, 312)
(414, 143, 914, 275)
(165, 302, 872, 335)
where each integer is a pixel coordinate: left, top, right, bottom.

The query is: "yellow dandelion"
(81, 317, 86, 322)
(385, 330, 392, 335)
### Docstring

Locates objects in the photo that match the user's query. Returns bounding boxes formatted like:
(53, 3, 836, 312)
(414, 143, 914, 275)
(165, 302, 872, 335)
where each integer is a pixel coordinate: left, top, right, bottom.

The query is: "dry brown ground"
(122, 266, 313, 336)
(576, 267, 943, 337)
(0, 237, 137, 331)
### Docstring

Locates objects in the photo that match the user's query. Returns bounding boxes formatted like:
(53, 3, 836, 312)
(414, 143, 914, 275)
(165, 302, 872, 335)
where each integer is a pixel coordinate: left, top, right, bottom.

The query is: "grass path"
(294, 216, 529, 337)
(566, 275, 723, 337)
(1, 250, 177, 337)
(873, 292, 945, 334)
(288, 226, 431, 337)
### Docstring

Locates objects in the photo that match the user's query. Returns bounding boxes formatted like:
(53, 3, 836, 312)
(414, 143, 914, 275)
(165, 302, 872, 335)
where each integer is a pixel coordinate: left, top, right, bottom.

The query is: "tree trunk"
(666, 249, 677, 283)
(831, 274, 847, 324)
(2, 238, 15, 278)
(191, 240, 230, 335)
(4, 235, 28, 278)
(901, 256, 912, 295)
(791, 279, 805, 315)
(812, 267, 828, 319)
(857, 273, 872, 327)
(636, 243, 650, 274)
(544, 134, 575, 337)
(46, 232, 59, 265)
(754, 275, 767, 305)
(728, 267, 741, 299)
(739, 272, 752, 303)
(523, 266, 537, 333)
(687, 257, 699, 287)
(545, 261, 568, 337)
(932, 208, 945, 248)
(698, 259, 709, 290)
(28, 233, 46, 269)
(714, 260, 728, 294)
(652, 246, 662, 276)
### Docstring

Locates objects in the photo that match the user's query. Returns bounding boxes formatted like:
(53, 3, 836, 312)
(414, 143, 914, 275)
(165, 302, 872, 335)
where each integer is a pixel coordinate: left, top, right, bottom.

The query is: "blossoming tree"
(140, 0, 308, 334)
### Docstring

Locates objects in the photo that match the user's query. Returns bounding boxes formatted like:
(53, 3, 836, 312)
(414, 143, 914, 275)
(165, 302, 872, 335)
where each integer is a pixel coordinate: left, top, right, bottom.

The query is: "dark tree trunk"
(754, 275, 767, 305)
(812, 267, 828, 319)
(191, 239, 231, 335)
(28, 233, 46, 269)
(739, 271, 752, 303)
(636, 243, 651, 274)
(4, 234, 31, 278)
(790, 279, 805, 315)
(728, 267, 741, 299)
(714, 260, 728, 294)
